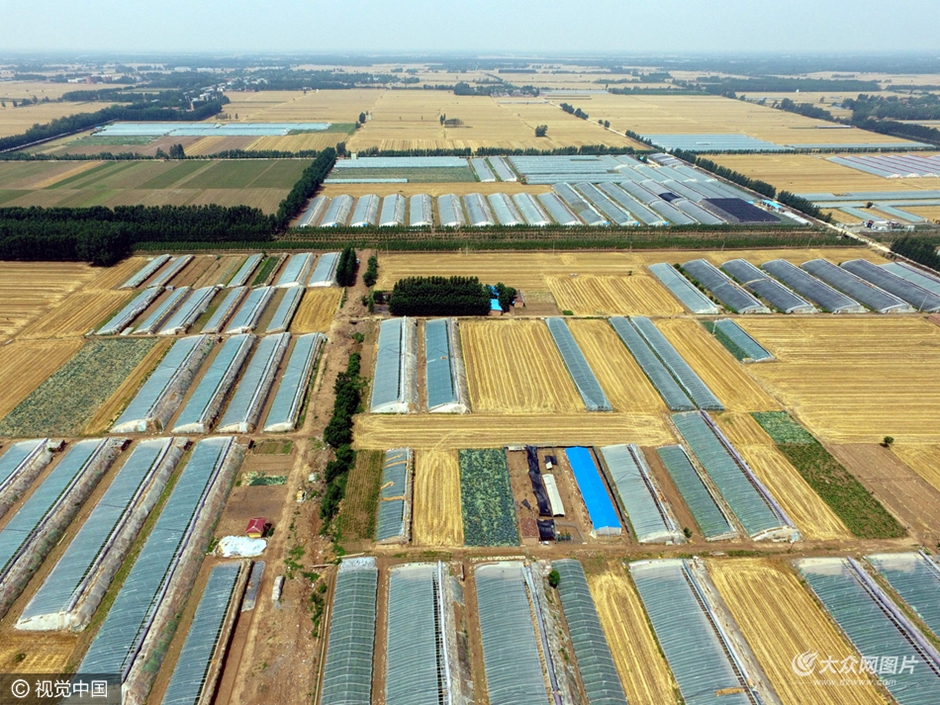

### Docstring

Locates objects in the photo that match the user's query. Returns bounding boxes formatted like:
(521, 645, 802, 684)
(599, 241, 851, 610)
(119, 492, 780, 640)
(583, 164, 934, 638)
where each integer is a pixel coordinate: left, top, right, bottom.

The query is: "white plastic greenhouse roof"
(263, 333, 324, 433)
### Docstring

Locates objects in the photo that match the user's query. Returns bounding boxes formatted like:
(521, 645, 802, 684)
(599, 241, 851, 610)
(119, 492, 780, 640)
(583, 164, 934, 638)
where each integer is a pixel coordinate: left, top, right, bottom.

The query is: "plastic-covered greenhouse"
(150, 255, 193, 288)
(375, 448, 410, 543)
(159, 286, 218, 336)
(217, 333, 289, 434)
(488, 156, 517, 182)
(631, 317, 724, 410)
(297, 195, 330, 228)
(545, 318, 612, 412)
(761, 259, 865, 313)
(596, 183, 665, 226)
(99, 286, 162, 335)
(160, 562, 243, 705)
(564, 448, 621, 536)
(276, 253, 315, 288)
(474, 562, 550, 705)
(600, 444, 683, 544)
(866, 552, 940, 640)
(228, 254, 263, 288)
(672, 412, 797, 541)
(802, 259, 911, 313)
(172, 335, 255, 434)
(680, 260, 768, 314)
(437, 194, 465, 227)
(647, 263, 720, 314)
(656, 445, 735, 540)
(0, 439, 51, 508)
(263, 333, 324, 433)
(712, 320, 773, 362)
(370, 318, 417, 414)
(135, 287, 191, 334)
(553, 183, 607, 226)
(309, 252, 340, 287)
(552, 560, 628, 705)
(321, 195, 354, 228)
(463, 193, 495, 227)
(882, 262, 940, 297)
(17, 438, 182, 631)
(264, 287, 304, 333)
(842, 259, 940, 312)
(121, 255, 170, 289)
(201, 287, 248, 334)
(487, 193, 523, 226)
(512, 193, 551, 226)
(721, 259, 817, 314)
(113, 335, 213, 433)
(425, 318, 467, 413)
(797, 557, 940, 705)
(537, 192, 580, 226)
(225, 286, 274, 334)
(470, 157, 496, 182)
(0, 438, 117, 579)
(379, 195, 406, 227)
(320, 558, 378, 705)
(350, 195, 380, 227)
(608, 317, 694, 411)
(631, 559, 756, 705)
(410, 194, 433, 227)
(385, 563, 450, 705)
(79, 437, 240, 679)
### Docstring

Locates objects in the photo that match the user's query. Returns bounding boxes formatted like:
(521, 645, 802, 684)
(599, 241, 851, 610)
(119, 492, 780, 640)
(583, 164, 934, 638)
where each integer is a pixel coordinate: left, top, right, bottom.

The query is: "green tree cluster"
(274, 148, 336, 229)
(388, 276, 492, 316)
(335, 246, 358, 287)
(320, 353, 364, 523)
(891, 236, 940, 272)
(362, 254, 379, 287)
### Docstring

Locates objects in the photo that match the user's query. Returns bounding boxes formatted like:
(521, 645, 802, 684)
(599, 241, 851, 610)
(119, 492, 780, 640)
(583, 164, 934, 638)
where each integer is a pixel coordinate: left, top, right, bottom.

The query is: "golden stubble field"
(0, 101, 108, 138)
(738, 317, 940, 443)
(222, 89, 381, 124)
(585, 562, 679, 705)
(411, 449, 463, 547)
(547, 274, 684, 316)
(889, 444, 940, 495)
(460, 319, 582, 413)
(708, 559, 886, 705)
(0, 339, 85, 419)
(0, 261, 102, 340)
(291, 289, 343, 333)
(715, 412, 850, 540)
(712, 153, 940, 194)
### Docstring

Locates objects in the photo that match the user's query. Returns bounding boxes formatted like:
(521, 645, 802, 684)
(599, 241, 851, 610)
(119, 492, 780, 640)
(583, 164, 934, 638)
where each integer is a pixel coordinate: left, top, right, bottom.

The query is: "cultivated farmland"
(892, 444, 940, 494)
(0, 261, 99, 340)
(0, 100, 109, 138)
(460, 319, 582, 413)
(546, 275, 684, 317)
(459, 449, 518, 546)
(708, 558, 885, 705)
(0, 339, 85, 419)
(19, 290, 131, 339)
(739, 317, 940, 443)
(0, 338, 158, 436)
(585, 562, 679, 705)
(291, 289, 342, 333)
(412, 449, 463, 547)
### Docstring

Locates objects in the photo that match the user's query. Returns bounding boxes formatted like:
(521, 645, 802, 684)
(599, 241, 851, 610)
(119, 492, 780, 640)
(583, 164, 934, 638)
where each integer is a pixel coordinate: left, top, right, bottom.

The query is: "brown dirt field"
(291, 289, 342, 333)
(566, 319, 665, 412)
(737, 444, 850, 541)
(318, 181, 551, 198)
(712, 153, 940, 195)
(827, 443, 940, 542)
(0, 340, 84, 420)
(373, 248, 877, 293)
(737, 317, 940, 443)
(891, 444, 940, 494)
(412, 449, 463, 547)
(656, 318, 779, 412)
(18, 289, 130, 339)
(546, 274, 684, 317)
(585, 563, 679, 705)
(354, 413, 674, 450)
(0, 261, 98, 340)
(460, 319, 582, 413)
(708, 559, 887, 705)
(83, 339, 171, 434)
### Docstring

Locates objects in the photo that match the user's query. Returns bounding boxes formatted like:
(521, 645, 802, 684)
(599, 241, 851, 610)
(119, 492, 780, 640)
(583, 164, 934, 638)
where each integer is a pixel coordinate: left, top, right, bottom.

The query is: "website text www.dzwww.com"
(812, 677, 898, 688)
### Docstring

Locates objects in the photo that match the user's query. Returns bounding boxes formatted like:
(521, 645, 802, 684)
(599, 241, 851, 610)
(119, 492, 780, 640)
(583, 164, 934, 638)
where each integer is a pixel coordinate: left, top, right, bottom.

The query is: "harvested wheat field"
(223, 89, 381, 124)
(566, 319, 665, 412)
(412, 449, 463, 547)
(0, 339, 84, 419)
(657, 318, 778, 412)
(891, 444, 940, 494)
(460, 319, 581, 413)
(19, 290, 131, 339)
(0, 261, 98, 339)
(547, 275, 683, 317)
(0, 633, 76, 674)
(709, 559, 886, 705)
(291, 289, 342, 333)
(738, 317, 940, 443)
(354, 413, 673, 450)
(712, 153, 940, 195)
(84, 339, 171, 434)
(585, 563, 678, 705)
(0, 101, 107, 138)
(85, 257, 147, 290)
(713, 411, 774, 447)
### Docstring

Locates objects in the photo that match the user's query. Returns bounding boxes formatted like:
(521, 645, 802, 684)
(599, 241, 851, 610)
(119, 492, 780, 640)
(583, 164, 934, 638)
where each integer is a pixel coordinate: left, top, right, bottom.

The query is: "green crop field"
(0, 159, 308, 213)
(459, 448, 520, 546)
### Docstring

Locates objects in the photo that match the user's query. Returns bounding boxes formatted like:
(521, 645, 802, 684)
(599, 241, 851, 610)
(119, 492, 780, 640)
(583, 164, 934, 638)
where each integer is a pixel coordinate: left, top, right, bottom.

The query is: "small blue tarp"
(564, 447, 622, 534)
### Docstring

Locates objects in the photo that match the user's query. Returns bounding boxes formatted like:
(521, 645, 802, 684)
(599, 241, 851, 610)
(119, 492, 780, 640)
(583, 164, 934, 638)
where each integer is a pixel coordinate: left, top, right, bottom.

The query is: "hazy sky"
(3, 0, 940, 55)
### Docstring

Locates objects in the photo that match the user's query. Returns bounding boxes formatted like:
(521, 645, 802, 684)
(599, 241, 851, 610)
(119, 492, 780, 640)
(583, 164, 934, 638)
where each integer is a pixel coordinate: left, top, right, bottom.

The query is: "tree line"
(321, 351, 364, 524)
(891, 236, 940, 272)
(560, 103, 589, 120)
(388, 276, 492, 316)
(274, 148, 336, 229)
(335, 246, 357, 287)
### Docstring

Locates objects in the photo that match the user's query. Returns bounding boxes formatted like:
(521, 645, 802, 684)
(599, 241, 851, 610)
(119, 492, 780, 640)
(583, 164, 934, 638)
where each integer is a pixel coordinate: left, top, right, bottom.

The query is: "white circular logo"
(792, 650, 818, 677)
(10, 679, 30, 698)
